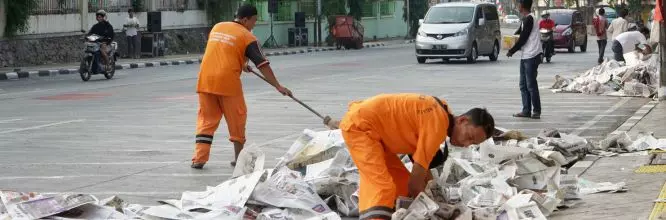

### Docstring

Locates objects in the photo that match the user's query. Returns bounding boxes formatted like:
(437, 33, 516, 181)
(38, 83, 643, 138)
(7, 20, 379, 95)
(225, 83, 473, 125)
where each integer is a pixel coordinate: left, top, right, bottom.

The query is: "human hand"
(277, 86, 292, 96)
(242, 64, 250, 73)
(506, 51, 514, 57)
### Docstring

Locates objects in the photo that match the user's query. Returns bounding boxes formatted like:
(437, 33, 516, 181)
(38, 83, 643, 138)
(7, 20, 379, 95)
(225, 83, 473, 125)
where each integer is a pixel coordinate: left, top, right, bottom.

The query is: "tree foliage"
(4, 0, 38, 37)
(403, 0, 428, 37)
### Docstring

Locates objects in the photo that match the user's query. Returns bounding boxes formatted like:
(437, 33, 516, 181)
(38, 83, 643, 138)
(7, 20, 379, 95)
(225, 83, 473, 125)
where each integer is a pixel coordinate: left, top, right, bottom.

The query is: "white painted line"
(137, 63, 146, 68)
(0, 119, 85, 134)
(121, 64, 131, 69)
(43, 191, 182, 196)
(630, 116, 643, 120)
(0, 173, 231, 180)
(635, 109, 650, 115)
(28, 71, 39, 78)
(571, 97, 630, 136)
(0, 118, 23, 123)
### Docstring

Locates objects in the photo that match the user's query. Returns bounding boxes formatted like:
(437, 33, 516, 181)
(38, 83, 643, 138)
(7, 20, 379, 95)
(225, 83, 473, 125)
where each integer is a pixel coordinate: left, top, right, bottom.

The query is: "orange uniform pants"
(192, 92, 247, 163)
(341, 120, 410, 220)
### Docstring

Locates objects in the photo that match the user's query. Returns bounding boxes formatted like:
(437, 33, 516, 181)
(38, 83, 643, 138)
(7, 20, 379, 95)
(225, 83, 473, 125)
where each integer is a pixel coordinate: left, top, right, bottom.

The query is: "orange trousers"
(341, 120, 410, 220)
(192, 92, 247, 163)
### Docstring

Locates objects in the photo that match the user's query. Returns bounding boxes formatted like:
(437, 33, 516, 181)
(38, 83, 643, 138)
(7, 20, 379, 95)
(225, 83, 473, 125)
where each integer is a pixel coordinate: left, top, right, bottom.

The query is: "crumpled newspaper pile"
(551, 53, 660, 97)
(0, 128, 629, 220)
(594, 131, 666, 154)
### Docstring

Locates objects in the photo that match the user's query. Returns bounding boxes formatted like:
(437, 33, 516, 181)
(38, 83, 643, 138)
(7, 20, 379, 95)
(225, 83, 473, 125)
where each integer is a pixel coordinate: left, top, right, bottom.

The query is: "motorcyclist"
(88, 10, 114, 71)
(539, 12, 556, 56)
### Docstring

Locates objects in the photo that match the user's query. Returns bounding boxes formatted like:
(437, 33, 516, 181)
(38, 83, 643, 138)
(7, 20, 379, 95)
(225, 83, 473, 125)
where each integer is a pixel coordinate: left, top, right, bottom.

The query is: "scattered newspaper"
(1, 191, 97, 220)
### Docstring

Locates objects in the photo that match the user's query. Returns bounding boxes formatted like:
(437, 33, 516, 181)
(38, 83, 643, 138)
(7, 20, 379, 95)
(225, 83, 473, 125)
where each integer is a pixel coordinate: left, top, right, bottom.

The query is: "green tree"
(403, 0, 428, 38)
(4, 0, 38, 37)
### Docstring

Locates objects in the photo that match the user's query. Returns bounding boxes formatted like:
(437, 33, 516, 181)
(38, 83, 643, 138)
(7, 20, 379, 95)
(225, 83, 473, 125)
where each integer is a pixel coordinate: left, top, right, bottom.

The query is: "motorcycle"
(79, 34, 119, 81)
(539, 28, 554, 63)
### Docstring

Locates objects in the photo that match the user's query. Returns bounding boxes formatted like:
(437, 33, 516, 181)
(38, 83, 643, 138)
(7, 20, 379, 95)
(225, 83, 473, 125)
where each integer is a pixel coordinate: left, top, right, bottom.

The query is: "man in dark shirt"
(88, 10, 115, 71)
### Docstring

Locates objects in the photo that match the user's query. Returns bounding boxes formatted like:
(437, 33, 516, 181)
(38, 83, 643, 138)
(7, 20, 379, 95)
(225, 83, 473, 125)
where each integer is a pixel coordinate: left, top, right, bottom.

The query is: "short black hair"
(639, 26, 650, 35)
(598, 8, 605, 15)
(618, 8, 628, 17)
(462, 108, 495, 139)
(520, 0, 533, 10)
(128, 8, 133, 13)
(236, 4, 258, 19)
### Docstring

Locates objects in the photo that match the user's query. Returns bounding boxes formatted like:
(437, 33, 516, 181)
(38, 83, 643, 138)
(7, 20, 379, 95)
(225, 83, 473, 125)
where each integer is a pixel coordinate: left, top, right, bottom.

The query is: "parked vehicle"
(540, 28, 555, 63)
(79, 34, 119, 81)
(603, 6, 617, 24)
(415, 2, 502, 64)
(549, 9, 587, 53)
(504, 14, 520, 24)
(331, 15, 364, 50)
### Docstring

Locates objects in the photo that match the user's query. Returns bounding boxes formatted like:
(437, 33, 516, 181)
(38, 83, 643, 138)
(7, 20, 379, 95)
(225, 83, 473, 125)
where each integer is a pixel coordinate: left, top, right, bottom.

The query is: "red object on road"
(331, 16, 365, 50)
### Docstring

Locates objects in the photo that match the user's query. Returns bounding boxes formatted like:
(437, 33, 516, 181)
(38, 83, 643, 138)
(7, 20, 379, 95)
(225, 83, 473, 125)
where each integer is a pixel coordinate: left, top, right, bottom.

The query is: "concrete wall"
(20, 10, 207, 36)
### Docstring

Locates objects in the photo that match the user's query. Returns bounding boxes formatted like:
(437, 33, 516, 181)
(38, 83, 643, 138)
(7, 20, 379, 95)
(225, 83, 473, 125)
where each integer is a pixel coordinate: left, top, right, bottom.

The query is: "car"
(415, 2, 502, 64)
(548, 9, 587, 53)
(505, 15, 520, 24)
(603, 6, 617, 24)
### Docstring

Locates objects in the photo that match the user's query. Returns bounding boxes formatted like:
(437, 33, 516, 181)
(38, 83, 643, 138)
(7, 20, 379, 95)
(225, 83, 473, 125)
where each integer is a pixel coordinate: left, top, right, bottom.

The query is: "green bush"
(4, 0, 38, 37)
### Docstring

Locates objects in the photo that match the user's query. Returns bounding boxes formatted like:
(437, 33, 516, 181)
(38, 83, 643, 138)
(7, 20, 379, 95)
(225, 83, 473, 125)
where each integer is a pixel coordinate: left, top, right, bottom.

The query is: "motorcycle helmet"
(541, 11, 550, 18)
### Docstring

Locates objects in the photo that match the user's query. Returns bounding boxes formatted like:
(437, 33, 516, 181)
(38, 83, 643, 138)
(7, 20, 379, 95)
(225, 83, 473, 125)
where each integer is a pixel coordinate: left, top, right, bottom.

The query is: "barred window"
(299, 0, 317, 20)
(361, 1, 376, 17)
(275, 0, 292, 21)
(380, 0, 395, 16)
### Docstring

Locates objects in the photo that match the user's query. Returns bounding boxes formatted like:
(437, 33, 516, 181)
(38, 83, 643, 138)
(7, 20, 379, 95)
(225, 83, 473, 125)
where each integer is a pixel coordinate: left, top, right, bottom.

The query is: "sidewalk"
(0, 40, 403, 81)
(552, 101, 666, 220)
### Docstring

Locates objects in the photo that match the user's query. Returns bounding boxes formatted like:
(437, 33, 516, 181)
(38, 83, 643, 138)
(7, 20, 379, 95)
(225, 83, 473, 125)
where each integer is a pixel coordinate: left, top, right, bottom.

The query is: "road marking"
(571, 97, 631, 136)
(0, 173, 232, 180)
(0, 119, 22, 123)
(0, 119, 85, 134)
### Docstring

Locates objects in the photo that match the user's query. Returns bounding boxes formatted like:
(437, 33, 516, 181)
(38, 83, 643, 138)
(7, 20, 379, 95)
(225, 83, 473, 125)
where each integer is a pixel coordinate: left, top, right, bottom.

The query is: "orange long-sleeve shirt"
(340, 93, 451, 169)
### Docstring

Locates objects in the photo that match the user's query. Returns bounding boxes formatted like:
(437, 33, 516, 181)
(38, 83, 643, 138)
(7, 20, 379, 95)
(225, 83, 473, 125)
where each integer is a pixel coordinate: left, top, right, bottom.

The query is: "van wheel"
(417, 57, 426, 64)
(489, 41, 499, 61)
(467, 43, 478, 63)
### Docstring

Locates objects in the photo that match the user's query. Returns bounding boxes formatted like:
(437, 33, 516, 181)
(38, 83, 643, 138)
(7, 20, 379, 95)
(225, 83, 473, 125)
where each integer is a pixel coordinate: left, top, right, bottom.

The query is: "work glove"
(323, 116, 340, 130)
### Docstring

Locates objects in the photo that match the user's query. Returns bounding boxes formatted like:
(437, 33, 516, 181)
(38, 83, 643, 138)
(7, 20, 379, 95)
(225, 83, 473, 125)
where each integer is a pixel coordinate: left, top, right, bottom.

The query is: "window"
(299, 0, 317, 20)
(424, 6, 475, 24)
(361, 1, 376, 17)
(483, 5, 499, 20)
(275, 0, 292, 21)
(380, 0, 396, 16)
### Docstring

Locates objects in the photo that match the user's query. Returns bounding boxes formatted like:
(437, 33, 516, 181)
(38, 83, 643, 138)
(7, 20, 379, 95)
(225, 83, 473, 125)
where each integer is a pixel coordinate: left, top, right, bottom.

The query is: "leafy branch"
(4, 0, 38, 37)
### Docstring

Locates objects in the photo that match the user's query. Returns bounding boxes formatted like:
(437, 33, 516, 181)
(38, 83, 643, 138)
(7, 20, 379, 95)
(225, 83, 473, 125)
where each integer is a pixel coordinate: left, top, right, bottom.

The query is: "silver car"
(415, 2, 502, 63)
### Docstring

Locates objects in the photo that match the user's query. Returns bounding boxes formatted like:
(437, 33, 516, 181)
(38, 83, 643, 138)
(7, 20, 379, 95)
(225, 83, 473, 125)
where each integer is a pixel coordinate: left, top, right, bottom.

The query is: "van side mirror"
(419, 19, 424, 25)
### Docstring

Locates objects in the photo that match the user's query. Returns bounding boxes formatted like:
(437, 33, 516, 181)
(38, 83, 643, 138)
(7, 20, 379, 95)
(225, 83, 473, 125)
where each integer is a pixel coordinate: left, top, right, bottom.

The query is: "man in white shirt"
(123, 9, 140, 59)
(607, 8, 629, 40)
(507, 0, 542, 119)
(611, 27, 651, 62)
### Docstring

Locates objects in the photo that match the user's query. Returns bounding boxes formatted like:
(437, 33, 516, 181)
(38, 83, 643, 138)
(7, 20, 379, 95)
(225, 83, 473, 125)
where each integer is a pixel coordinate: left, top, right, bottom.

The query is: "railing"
(33, 0, 81, 15)
(89, 0, 134, 13)
(156, 0, 201, 11)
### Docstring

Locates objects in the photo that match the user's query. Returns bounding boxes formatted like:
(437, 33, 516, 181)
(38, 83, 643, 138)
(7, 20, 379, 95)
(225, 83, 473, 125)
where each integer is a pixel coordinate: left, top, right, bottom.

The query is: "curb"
(0, 42, 388, 81)
(610, 100, 659, 135)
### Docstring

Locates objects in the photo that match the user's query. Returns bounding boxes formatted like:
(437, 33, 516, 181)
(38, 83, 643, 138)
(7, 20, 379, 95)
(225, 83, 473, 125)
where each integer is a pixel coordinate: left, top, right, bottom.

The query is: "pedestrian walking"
(608, 8, 629, 40)
(508, 0, 542, 119)
(191, 4, 292, 169)
(593, 8, 609, 64)
(123, 9, 140, 59)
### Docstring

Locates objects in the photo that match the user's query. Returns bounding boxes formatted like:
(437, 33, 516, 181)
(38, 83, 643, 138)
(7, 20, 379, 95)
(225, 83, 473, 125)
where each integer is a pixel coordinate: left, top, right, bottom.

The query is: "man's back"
(593, 15, 608, 39)
(608, 17, 629, 39)
(616, 31, 647, 53)
(197, 22, 257, 96)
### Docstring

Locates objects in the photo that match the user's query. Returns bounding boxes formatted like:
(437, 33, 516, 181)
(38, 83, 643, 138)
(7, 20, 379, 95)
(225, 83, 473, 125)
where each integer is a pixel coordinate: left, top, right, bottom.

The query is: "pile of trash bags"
(1, 128, 631, 220)
(551, 52, 660, 97)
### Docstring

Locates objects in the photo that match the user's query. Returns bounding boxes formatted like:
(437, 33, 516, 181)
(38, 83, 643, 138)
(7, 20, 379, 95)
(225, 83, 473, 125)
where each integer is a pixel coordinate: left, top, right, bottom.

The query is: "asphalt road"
(0, 41, 649, 209)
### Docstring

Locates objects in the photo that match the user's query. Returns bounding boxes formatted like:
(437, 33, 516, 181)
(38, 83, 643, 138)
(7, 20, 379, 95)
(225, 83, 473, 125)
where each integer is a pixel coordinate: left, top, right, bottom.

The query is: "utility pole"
(406, 0, 410, 37)
(317, 0, 322, 46)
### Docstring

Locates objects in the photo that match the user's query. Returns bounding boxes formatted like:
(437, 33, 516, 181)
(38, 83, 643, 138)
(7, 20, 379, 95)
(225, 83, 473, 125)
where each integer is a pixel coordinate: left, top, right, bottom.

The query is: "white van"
(415, 2, 502, 63)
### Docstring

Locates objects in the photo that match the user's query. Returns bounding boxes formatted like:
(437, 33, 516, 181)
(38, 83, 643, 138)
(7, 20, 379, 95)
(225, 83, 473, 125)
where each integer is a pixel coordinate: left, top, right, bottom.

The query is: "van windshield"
(424, 6, 475, 24)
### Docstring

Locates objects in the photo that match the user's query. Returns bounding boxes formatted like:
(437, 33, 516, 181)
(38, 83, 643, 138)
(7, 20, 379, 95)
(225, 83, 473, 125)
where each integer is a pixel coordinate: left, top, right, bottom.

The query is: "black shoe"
(191, 163, 205, 169)
(513, 112, 531, 118)
(531, 112, 541, 119)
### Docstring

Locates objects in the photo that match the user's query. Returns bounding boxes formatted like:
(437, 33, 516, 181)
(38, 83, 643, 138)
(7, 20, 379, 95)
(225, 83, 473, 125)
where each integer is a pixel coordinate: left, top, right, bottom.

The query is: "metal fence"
(156, 0, 201, 11)
(298, 0, 317, 20)
(33, 0, 81, 15)
(89, 0, 134, 13)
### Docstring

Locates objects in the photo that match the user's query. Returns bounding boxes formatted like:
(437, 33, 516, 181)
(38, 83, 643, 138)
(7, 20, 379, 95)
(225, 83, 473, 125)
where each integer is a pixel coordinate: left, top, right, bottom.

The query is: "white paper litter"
(232, 146, 266, 178)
